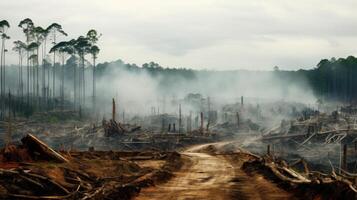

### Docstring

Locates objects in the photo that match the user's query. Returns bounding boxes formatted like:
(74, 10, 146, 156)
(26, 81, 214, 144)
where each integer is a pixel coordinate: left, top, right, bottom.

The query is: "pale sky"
(1, 0, 357, 70)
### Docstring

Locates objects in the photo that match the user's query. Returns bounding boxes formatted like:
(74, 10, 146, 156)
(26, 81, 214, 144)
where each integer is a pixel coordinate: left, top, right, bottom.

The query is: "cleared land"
(137, 143, 295, 200)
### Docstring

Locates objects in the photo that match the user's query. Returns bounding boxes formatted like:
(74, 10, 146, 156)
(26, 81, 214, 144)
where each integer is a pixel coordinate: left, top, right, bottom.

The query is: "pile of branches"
(0, 166, 141, 200)
(0, 168, 80, 199)
(0, 134, 164, 199)
(243, 155, 357, 199)
(103, 119, 127, 136)
(102, 119, 141, 137)
(0, 132, 184, 199)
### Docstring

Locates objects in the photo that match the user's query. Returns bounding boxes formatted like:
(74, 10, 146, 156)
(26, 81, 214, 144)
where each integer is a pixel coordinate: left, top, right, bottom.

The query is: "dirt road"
(135, 142, 295, 200)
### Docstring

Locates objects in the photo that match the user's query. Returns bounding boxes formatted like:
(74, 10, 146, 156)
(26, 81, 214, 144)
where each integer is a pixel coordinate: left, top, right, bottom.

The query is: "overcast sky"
(1, 0, 357, 70)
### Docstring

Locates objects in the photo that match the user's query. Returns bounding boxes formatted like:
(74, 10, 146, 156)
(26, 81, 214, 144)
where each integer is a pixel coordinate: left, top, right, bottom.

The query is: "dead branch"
(7, 184, 80, 199)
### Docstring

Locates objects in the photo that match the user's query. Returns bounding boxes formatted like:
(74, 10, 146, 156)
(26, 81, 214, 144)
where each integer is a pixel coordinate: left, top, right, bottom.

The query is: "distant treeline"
(308, 56, 357, 102)
(96, 56, 357, 103)
(96, 60, 197, 93)
(4, 55, 357, 105)
(96, 60, 196, 79)
(276, 56, 357, 103)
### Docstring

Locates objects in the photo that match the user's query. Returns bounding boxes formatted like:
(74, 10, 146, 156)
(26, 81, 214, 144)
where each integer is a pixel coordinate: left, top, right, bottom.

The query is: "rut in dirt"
(135, 143, 295, 200)
(136, 151, 235, 199)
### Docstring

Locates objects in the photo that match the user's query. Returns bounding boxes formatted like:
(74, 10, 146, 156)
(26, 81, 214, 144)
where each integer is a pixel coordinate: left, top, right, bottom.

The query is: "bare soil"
(136, 143, 296, 200)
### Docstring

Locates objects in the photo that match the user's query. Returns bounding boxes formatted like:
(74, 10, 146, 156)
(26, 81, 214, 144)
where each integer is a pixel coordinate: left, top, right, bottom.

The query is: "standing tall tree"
(73, 36, 90, 107)
(18, 18, 34, 103)
(60, 43, 75, 109)
(50, 40, 74, 109)
(32, 26, 46, 99)
(0, 20, 10, 104)
(27, 41, 39, 102)
(89, 45, 99, 110)
(0, 34, 10, 99)
(41, 26, 50, 100)
(86, 29, 101, 111)
(46, 23, 67, 99)
(66, 39, 78, 109)
(13, 40, 26, 98)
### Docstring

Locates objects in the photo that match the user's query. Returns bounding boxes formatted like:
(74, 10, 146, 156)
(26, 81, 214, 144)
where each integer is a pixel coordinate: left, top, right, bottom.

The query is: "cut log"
(21, 134, 69, 163)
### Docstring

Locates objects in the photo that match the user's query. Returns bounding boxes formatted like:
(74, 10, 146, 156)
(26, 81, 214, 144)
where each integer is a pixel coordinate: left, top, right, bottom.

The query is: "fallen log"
(21, 134, 69, 163)
(264, 162, 311, 184)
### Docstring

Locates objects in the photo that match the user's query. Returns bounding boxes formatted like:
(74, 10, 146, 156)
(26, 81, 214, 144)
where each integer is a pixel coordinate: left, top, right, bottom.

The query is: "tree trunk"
(0, 39, 3, 119)
(27, 50, 29, 104)
(42, 43, 45, 102)
(77, 59, 81, 107)
(93, 57, 96, 112)
(47, 63, 50, 106)
(36, 48, 39, 99)
(61, 55, 64, 110)
(112, 98, 116, 121)
(73, 60, 76, 109)
(32, 51, 35, 100)
(1, 38, 3, 101)
(2, 49, 4, 100)
(52, 51, 56, 98)
(82, 56, 85, 106)
(19, 51, 23, 99)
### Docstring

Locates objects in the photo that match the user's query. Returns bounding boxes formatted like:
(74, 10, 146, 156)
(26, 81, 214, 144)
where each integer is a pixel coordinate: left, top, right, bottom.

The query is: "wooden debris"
(103, 119, 141, 136)
(130, 126, 141, 133)
(0, 168, 77, 199)
(112, 98, 116, 121)
(21, 134, 69, 163)
(243, 154, 357, 198)
(104, 119, 126, 136)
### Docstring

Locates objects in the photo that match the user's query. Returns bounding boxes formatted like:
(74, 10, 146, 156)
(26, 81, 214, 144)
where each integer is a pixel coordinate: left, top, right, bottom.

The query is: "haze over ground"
(1, 0, 357, 70)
